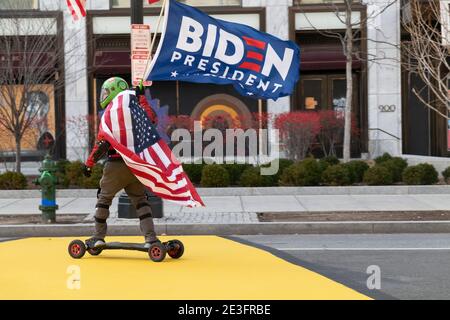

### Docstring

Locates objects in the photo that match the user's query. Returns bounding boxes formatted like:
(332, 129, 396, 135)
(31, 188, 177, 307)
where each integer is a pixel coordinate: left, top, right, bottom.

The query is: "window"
(112, 0, 241, 8)
(0, 0, 38, 10)
(0, 85, 55, 156)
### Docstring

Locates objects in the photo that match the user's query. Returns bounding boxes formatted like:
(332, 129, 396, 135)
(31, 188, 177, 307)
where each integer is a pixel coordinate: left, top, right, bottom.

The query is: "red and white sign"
(131, 24, 152, 87)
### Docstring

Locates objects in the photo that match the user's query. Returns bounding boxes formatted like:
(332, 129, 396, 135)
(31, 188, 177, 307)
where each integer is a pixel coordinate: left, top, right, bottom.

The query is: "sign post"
(131, 24, 152, 87)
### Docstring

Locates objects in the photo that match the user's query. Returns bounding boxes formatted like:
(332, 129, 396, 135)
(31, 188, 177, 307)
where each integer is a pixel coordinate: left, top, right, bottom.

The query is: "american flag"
(99, 91, 204, 208)
(66, 0, 86, 22)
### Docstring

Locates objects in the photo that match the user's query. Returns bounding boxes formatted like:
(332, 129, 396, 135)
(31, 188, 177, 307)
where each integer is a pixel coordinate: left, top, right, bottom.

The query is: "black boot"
(85, 237, 105, 248)
(144, 238, 161, 249)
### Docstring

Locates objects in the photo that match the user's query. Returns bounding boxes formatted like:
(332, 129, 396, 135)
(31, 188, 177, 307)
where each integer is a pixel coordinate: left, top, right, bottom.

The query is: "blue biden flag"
(145, 0, 300, 100)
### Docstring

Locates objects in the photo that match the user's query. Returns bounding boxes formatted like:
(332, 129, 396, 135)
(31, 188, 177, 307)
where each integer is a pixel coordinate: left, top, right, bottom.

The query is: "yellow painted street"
(0, 236, 369, 300)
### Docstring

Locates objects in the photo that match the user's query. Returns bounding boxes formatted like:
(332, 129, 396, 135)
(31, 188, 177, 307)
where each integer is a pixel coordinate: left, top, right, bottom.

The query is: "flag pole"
(144, 0, 167, 78)
(258, 99, 263, 166)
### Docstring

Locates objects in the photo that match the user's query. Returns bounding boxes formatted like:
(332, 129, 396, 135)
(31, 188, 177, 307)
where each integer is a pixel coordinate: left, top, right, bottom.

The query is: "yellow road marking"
(0, 236, 370, 300)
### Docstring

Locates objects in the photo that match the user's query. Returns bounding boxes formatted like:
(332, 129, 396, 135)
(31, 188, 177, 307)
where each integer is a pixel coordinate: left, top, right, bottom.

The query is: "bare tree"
(299, 0, 398, 162)
(401, 0, 450, 119)
(0, 1, 89, 172)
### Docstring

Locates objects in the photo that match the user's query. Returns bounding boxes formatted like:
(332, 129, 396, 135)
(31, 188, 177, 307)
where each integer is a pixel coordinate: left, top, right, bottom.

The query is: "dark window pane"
(332, 78, 346, 114)
(303, 79, 322, 110)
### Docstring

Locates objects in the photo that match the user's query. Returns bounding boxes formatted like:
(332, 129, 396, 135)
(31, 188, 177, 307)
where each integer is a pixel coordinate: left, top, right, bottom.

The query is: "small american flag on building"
(66, 0, 86, 22)
(98, 91, 204, 208)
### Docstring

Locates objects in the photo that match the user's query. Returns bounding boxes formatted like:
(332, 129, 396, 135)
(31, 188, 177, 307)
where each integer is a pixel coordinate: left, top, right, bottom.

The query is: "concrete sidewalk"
(2, 186, 450, 215)
(1, 186, 450, 236)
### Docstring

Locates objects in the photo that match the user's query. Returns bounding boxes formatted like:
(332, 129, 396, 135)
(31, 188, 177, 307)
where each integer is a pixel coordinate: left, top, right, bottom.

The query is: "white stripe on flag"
(144, 149, 156, 165)
(152, 142, 171, 168)
(110, 99, 120, 141)
(121, 97, 135, 153)
(124, 157, 191, 197)
(125, 157, 187, 191)
(163, 165, 184, 182)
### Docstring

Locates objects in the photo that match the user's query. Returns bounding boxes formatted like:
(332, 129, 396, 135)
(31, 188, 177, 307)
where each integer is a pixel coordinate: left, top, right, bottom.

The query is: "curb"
(2, 221, 450, 237)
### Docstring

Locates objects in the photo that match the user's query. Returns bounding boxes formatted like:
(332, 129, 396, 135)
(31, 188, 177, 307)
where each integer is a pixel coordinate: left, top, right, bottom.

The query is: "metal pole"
(118, 0, 163, 219)
(176, 81, 180, 115)
(131, 0, 144, 24)
(258, 99, 263, 165)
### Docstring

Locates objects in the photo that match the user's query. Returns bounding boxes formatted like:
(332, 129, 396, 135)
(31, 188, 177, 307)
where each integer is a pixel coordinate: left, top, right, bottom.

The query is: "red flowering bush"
(167, 115, 195, 136)
(316, 110, 360, 157)
(235, 112, 271, 130)
(202, 113, 238, 131)
(274, 112, 321, 160)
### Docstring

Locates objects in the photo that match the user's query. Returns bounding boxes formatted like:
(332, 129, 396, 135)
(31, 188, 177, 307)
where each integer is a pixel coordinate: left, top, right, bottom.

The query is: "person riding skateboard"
(83, 77, 159, 249)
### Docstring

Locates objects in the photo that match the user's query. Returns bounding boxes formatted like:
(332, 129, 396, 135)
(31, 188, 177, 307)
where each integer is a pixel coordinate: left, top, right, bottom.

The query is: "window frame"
(110, 0, 242, 9)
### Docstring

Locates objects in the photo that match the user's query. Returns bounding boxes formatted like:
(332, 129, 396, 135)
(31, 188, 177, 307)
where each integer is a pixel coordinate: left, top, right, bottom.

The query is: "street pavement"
(0, 236, 369, 300)
(236, 233, 450, 300)
(1, 233, 449, 299)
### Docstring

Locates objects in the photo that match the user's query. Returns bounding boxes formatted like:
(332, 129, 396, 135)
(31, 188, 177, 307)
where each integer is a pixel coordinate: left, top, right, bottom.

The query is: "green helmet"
(99, 77, 129, 109)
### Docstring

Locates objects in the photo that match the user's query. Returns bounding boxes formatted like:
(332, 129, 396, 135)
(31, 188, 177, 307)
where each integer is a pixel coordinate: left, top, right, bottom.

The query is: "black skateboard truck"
(68, 239, 184, 262)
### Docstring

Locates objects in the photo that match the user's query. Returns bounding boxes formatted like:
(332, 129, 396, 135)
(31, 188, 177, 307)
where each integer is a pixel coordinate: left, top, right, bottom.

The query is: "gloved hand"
(83, 165, 92, 178)
(135, 79, 146, 96)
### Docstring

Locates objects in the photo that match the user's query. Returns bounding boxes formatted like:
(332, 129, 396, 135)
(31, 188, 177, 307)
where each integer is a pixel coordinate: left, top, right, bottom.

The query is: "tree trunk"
(343, 1, 353, 163)
(15, 137, 21, 173)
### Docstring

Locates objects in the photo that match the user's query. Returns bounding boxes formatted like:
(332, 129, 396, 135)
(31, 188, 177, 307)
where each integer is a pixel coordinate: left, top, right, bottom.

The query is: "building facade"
(0, 0, 448, 163)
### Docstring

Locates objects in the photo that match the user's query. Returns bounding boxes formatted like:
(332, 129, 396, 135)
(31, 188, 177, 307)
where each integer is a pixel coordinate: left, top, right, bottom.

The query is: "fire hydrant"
(34, 155, 58, 223)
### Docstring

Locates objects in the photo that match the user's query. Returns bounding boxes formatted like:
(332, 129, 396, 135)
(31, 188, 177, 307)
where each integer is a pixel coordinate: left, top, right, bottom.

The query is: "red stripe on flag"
(66, 0, 79, 21)
(104, 108, 112, 132)
(74, 0, 86, 17)
(124, 154, 186, 189)
(239, 61, 261, 73)
(131, 167, 189, 196)
(242, 36, 266, 50)
(159, 141, 181, 166)
(116, 95, 128, 147)
(148, 0, 161, 3)
(184, 171, 205, 206)
(148, 145, 167, 170)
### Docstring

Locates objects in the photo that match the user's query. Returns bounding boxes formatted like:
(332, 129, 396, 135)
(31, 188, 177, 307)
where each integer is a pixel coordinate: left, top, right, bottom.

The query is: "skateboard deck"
(96, 242, 148, 252)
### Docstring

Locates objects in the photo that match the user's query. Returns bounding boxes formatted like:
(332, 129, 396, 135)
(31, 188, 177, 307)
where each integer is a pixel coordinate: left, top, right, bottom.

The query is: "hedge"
(344, 160, 369, 184)
(321, 164, 351, 186)
(0, 171, 27, 189)
(363, 165, 393, 185)
(279, 158, 322, 186)
(182, 163, 204, 185)
(200, 164, 230, 187)
(239, 166, 273, 187)
(403, 163, 438, 185)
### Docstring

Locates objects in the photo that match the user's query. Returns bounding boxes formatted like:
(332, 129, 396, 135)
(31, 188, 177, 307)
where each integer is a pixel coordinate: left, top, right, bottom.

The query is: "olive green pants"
(94, 160, 157, 243)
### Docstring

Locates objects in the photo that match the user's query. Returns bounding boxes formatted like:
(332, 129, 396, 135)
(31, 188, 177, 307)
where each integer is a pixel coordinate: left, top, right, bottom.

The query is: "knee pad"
(95, 203, 110, 220)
